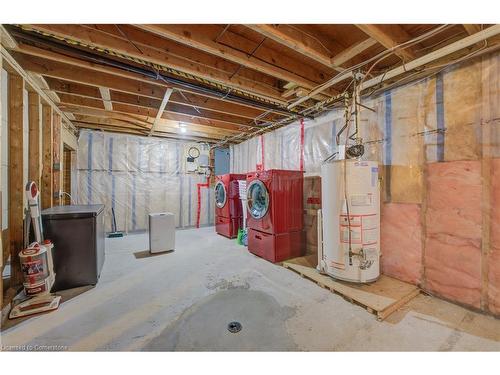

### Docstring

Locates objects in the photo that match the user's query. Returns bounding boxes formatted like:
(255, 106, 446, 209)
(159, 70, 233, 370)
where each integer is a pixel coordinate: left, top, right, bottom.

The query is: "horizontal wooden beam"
(74, 115, 150, 130)
(1, 46, 77, 133)
(74, 121, 226, 143)
(463, 24, 482, 36)
(247, 24, 337, 70)
(59, 104, 241, 138)
(135, 24, 324, 90)
(73, 117, 226, 140)
(355, 24, 416, 61)
(98, 87, 113, 111)
(13, 44, 283, 118)
(21, 24, 286, 104)
(331, 38, 378, 67)
(149, 88, 173, 136)
(360, 24, 500, 91)
(56, 92, 253, 133)
(289, 25, 500, 109)
(41, 76, 261, 129)
(45, 76, 274, 123)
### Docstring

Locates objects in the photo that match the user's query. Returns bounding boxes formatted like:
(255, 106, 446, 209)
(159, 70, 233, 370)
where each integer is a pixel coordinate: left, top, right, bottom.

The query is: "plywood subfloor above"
(283, 257, 420, 321)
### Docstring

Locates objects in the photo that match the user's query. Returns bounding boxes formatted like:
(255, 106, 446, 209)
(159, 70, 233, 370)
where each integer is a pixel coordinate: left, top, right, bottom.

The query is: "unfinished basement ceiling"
(3, 24, 498, 144)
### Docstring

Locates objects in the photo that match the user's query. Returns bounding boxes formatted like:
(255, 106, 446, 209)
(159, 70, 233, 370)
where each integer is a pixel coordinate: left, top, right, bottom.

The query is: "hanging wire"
(288, 24, 451, 110)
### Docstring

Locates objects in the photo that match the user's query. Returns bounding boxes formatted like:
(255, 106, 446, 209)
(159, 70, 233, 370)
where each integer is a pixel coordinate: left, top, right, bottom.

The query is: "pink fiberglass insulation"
(425, 161, 482, 308)
(488, 158, 500, 314)
(381, 203, 422, 284)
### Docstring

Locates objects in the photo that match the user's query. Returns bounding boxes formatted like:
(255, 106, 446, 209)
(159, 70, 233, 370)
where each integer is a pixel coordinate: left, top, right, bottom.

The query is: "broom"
(107, 207, 124, 238)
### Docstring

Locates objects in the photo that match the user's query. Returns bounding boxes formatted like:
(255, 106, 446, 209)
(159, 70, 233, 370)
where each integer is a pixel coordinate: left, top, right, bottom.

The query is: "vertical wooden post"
(28, 91, 41, 187)
(8, 72, 24, 286)
(480, 56, 495, 311)
(52, 112, 61, 206)
(41, 104, 53, 209)
(0, 50, 3, 303)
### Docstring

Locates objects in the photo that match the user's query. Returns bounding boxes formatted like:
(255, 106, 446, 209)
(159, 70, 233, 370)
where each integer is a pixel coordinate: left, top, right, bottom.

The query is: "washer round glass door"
(214, 181, 227, 208)
(247, 180, 269, 219)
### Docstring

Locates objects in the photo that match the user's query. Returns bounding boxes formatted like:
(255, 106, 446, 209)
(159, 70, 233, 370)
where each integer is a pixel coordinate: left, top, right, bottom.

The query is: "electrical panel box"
(183, 143, 210, 174)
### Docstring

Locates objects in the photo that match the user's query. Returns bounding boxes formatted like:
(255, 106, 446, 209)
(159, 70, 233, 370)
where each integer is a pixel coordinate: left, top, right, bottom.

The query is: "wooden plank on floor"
(41, 104, 53, 209)
(282, 260, 420, 320)
(284, 254, 318, 268)
(8, 73, 24, 286)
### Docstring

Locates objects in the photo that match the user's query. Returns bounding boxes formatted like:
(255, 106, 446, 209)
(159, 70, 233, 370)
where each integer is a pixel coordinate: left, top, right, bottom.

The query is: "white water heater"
(318, 160, 380, 283)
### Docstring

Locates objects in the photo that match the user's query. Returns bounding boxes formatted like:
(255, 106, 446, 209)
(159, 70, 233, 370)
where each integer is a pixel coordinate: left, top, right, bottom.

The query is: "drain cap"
(227, 321, 242, 333)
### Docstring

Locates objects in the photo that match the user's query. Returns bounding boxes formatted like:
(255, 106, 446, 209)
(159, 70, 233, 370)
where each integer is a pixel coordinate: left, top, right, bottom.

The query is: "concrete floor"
(1, 227, 500, 351)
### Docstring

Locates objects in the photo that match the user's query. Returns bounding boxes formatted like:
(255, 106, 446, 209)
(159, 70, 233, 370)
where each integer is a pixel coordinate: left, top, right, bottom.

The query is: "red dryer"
(214, 173, 246, 238)
(246, 169, 304, 263)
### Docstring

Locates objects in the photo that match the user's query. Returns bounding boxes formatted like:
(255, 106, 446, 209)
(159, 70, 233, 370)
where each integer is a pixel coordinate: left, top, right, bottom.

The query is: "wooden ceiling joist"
(135, 24, 329, 91)
(98, 87, 113, 111)
(14, 44, 283, 118)
(5, 24, 492, 145)
(247, 24, 380, 74)
(59, 92, 256, 131)
(247, 24, 337, 70)
(331, 38, 377, 67)
(20, 24, 287, 104)
(463, 24, 482, 35)
(57, 94, 252, 133)
(355, 24, 417, 61)
(65, 107, 239, 140)
(74, 121, 225, 143)
(58, 103, 245, 137)
(149, 88, 173, 136)
(359, 24, 500, 89)
(41, 77, 262, 129)
(73, 116, 227, 140)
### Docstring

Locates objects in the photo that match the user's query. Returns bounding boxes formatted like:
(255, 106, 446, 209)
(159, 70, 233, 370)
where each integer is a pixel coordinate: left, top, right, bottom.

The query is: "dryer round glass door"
(214, 181, 227, 208)
(247, 180, 269, 219)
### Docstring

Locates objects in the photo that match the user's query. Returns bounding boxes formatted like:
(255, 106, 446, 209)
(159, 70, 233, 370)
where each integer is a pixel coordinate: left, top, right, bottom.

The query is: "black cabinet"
(41, 205, 105, 291)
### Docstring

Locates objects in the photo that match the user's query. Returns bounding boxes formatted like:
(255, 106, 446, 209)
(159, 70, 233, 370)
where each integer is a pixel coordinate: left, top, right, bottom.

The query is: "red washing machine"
(214, 173, 246, 238)
(246, 169, 304, 263)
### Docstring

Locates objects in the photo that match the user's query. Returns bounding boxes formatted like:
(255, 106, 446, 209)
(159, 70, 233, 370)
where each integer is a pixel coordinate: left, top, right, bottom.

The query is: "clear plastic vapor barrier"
(230, 52, 500, 316)
(76, 130, 215, 234)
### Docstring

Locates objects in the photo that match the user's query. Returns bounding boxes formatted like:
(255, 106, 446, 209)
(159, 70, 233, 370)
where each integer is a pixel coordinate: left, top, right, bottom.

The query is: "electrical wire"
(289, 24, 451, 110)
(367, 40, 492, 97)
(14, 25, 295, 114)
(215, 29, 489, 149)
(286, 24, 335, 56)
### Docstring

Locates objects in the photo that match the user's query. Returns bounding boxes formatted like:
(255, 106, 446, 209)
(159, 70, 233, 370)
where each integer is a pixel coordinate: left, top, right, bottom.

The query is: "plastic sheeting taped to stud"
(76, 130, 214, 233)
(229, 52, 500, 316)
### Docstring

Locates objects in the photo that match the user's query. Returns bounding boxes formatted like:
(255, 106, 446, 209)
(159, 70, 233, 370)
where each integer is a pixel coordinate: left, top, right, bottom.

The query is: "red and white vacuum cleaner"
(9, 182, 61, 319)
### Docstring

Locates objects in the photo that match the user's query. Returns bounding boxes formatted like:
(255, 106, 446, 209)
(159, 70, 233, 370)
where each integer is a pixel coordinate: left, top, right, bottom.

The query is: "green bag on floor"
(236, 229, 244, 245)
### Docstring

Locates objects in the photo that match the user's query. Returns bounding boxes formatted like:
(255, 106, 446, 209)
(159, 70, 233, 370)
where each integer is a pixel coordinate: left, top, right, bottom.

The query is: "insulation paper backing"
(230, 52, 500, 316)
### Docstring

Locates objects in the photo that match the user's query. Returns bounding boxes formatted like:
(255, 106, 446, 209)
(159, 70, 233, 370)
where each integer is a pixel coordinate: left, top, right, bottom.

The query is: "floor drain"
(227, 321, 242, 333)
